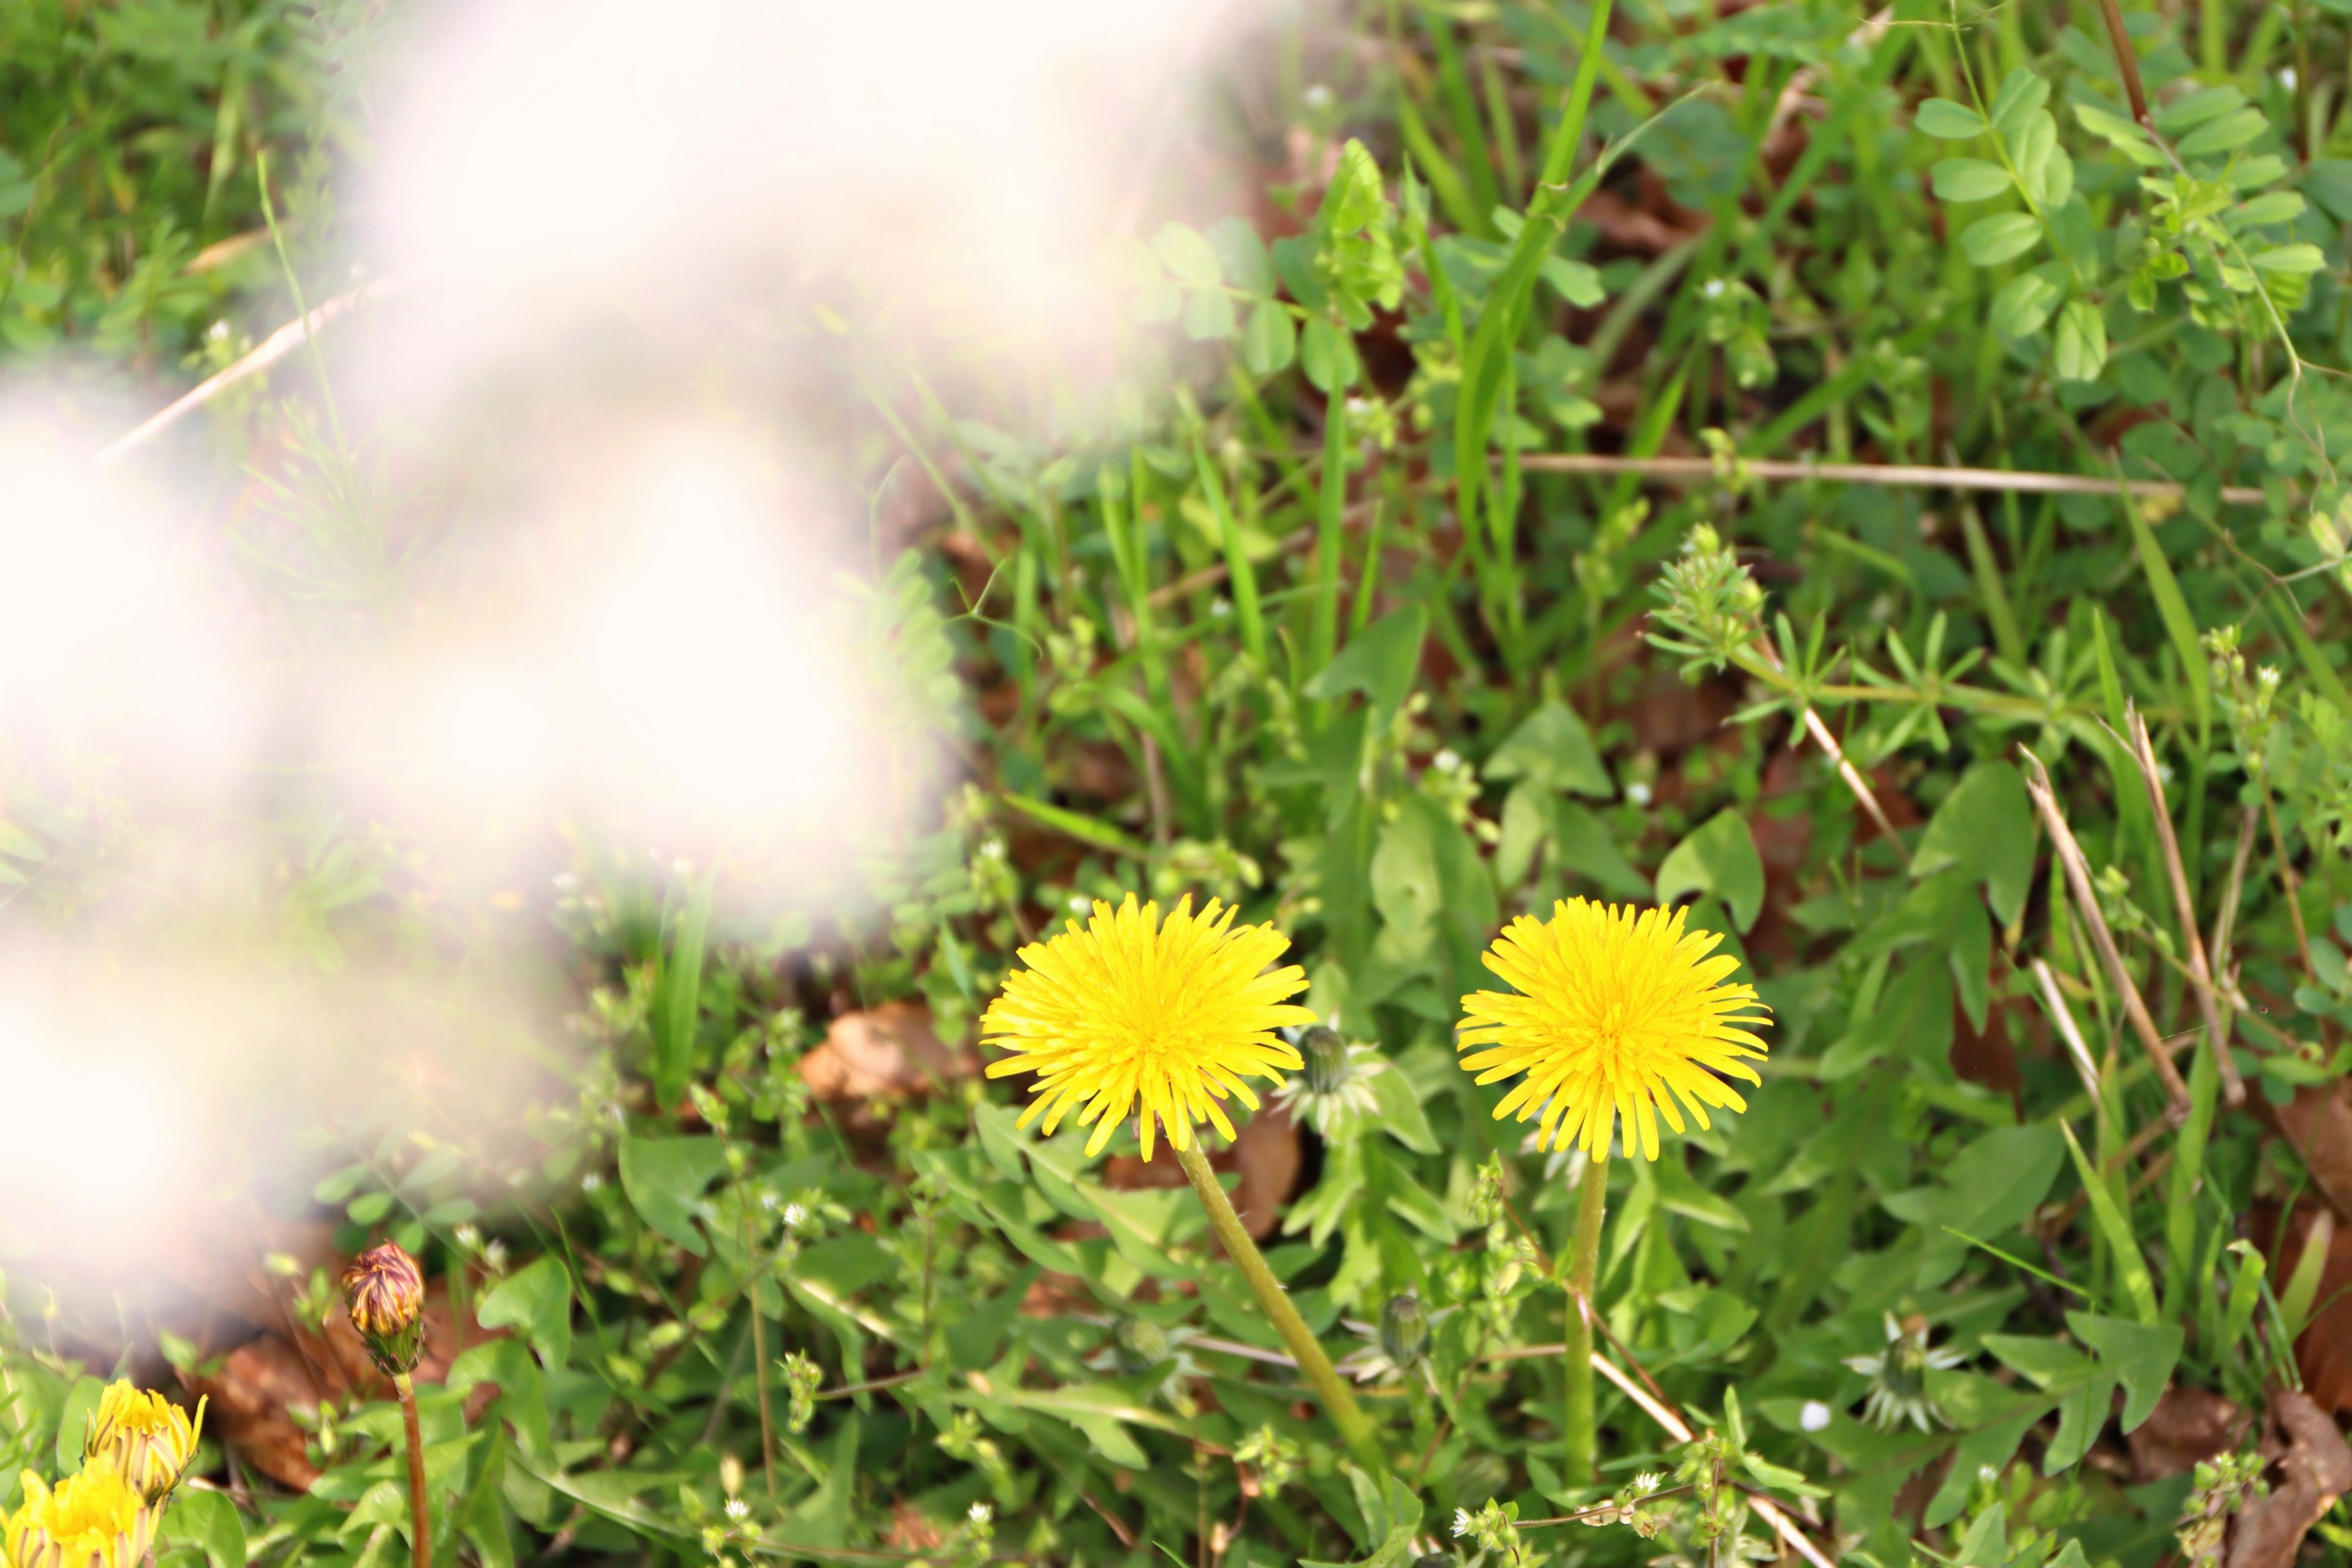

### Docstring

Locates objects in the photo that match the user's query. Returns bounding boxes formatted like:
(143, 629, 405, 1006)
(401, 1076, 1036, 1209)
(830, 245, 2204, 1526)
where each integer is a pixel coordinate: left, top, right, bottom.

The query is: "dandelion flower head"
(82, 1382, 205, 1501)
(982, 894, 1313, 1159)
(6, 1465, 154, 1568)
(1457, 899, 1769, 1159)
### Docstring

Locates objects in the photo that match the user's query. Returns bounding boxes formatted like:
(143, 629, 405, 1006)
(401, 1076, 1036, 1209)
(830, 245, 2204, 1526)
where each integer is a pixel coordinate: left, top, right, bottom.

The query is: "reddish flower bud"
(342, 1242, 426, 1377)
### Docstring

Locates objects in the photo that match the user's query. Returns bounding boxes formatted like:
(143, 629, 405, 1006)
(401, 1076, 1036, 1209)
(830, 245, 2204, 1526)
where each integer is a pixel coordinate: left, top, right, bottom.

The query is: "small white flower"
(1800, 1400, 1832, 1432)
(724, 1499, 750, 1521)
(2282, 66, 2299, 89)
(1433, 748, 1461, 771)
(206, 320, 230, 343)
(1978, 1464, 1999, 1483)
(1704, 278, 1726, 298)
(1068, 894, 1090, 914)
(968, 1502, 992, 1525)
(1303, 84, 1333, 111)
(1211, 597, 1232, 618)
(1453, 1509, 1472, 1538)
(760, 1191, 778, 1210)
(1626, 780, 1654, 806)
(781, 1202, 808, 1229)
(1634, 1471, 1666, 1494)
(581, 1172, 604, 1192)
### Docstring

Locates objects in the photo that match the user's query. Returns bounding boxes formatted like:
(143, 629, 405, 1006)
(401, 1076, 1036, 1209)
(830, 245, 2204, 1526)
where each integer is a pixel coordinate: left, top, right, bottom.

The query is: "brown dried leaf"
(799, 1001, 975, 1102)
(2128, 1387, 2248, 1483)
(2226, 1390, 2352, 1568)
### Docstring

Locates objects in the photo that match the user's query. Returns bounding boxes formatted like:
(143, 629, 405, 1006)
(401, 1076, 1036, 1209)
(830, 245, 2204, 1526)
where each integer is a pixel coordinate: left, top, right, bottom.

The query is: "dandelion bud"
(1379, 1292, 1430, 1371)
(1299, 1027, 1352, 1096)
(1113, 1316, 1173, 1374)
(341, 1241, 426, 1377)
(83, 1382, 205, 1501)
(5, 1464, 155, 1568)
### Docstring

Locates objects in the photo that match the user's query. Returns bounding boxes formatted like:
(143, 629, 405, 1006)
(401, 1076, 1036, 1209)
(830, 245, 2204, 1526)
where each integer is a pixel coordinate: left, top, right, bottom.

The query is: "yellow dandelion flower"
(982, 894, 1315, 1159)
(6, 1465, 153, 1568)
(83, 1382, 205, 1501)
(1457, 899, 1770, 1160)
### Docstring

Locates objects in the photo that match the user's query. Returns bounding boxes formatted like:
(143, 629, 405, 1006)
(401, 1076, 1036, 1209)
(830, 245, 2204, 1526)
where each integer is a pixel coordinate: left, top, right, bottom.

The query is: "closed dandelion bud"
(6, 1464, 155, 1568)
(1300, 1027, 1351, 1095)
(1379, 1292, 1430, 1371)
(341, 1242, 426, 1377)
(83, 1382, 205, 1502)
(1113, 1316, 1172, 1374)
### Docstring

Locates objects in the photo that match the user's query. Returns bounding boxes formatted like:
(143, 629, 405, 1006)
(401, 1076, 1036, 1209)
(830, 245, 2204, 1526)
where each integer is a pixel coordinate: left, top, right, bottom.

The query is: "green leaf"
(1301, 317, 1359, 392)
(1989, 271, 2061, 339)
(1987, 69, 2050, 143)
(1913, 761, 2035, 925)
(1002, 791, 1145, 859)
(1932, 158, 2013, 202)
(1655, 809, 1764, 933)
(2053, 300, 2108, 382)
(159, 1485, 246, 1568)
(2155, 85, 2246, 135)
(2067, 1313, 2184, 1430)
(1916, 98, 1988, 139)
(652, 869, 716, 1109)
(1962, 212, 2043, 266)
(1485, 699, 1611, 797)
(2253, 243, 2327, 274)
(1242, 299, 1296, 375)
(2124, 497, 2211, 729)
(1181, 287, 1235, 341)
(1553, 799, 1651, 898)
(1152, 222, 1222, 288)
(617, 1135, 727, 1256)
(477, 1255, 573, 1373)
(1368, 1061, 1440, 1154)
(1540, 255, 1604, 306)
(2176, 107, 2267, 159)
(1942, 1123, 2067, 1238)
(1303, 606, 1426, 725)
(1206, 216, 1273, 293)
(56, 1376, 102, 1474)
(1925, 1408, 2044, 1527)
(797, 1234, 902, 1295)
(2060, 1121, 2162, 1324)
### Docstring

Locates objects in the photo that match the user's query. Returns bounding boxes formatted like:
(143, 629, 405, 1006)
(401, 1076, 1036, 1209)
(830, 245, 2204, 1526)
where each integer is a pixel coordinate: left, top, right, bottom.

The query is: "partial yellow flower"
(83, 1383, 205, 1501)
(982, 894, 1314, 1159)
(1457, 899, 1770, 1159)
(6, 1465, 154, 1568)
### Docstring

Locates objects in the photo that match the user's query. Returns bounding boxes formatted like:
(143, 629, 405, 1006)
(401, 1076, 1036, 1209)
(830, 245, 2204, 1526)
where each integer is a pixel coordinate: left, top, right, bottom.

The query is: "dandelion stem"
(1563, 1148, 1611, 1486)
(1173, 1144, 1388, 1474)
(393, 1373, 429, 1568)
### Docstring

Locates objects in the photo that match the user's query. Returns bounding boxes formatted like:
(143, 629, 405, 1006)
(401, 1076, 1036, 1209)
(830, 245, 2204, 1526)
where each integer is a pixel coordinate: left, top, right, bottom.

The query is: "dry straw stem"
(96, 266, 424, 464)
(2021, 748, 2193, 1109)
(1516, 452, 2266, 506)
(2210, 803, 2261, 990)
(2031, 956, 2103, 1099)
(2121, 704, 2247, 1105)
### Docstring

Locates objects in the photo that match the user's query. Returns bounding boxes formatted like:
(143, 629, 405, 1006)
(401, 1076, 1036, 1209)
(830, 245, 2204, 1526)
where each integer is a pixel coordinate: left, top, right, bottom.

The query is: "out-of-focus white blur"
(356, 0, 1251, 415)
(1, 0, 1264, 1318)
(0, 409, 257, 812)
(322, 427, 894, 886)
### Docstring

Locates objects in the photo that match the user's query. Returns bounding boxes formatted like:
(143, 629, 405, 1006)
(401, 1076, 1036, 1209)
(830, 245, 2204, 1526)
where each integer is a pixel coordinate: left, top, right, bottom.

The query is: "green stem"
(1174, 1144, 1387, 1474)
(393, 1373, 429, 1568)
(1563, 1148, 1611, 1487)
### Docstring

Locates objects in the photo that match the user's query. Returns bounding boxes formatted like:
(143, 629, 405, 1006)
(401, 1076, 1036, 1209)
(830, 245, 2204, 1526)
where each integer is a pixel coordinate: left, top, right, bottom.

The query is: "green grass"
(7, 1, 2352, 1566)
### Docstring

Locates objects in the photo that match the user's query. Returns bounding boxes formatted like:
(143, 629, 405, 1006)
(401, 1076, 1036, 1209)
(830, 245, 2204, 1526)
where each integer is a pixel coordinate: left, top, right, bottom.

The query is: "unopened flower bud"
(83, 1381, 206, 1501)
(342, 1242, 426, 1377)
(1299, 1027, 1351, 1096)
(1380, 1291, 1431, 1371)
